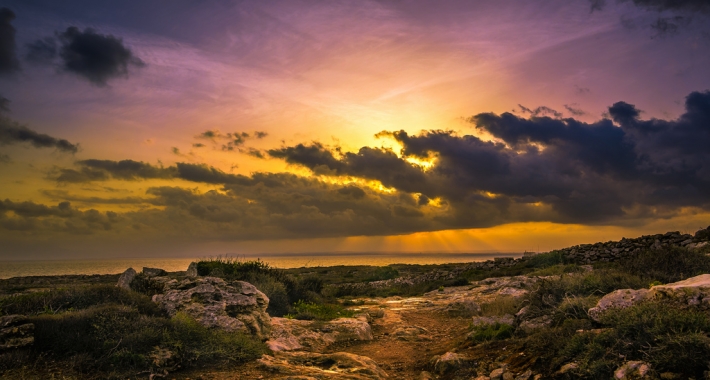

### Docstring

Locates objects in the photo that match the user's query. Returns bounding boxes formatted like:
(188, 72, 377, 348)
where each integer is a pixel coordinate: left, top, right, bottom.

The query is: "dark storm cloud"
(0, 95, 9, 112)
(78, 159, 174, 180)
(269, 90, 710, 225)
(0, 8, 20, 75)
(269, 143, 429, 193)
(0, 199, 118, 232)
(590, 0, 710, 12)
(57, 27, 145, 86)
(25, 37, 57, 64)
(0, 114, 79, 153)
(628, 0, 710, 12)
(38, 91, 710, 238)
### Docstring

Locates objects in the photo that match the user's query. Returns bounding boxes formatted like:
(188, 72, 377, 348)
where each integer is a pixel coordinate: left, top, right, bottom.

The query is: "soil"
(175, 308, 472, 380)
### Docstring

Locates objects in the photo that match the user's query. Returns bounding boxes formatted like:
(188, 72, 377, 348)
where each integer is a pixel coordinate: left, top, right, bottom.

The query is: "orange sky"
(1, 1, 710, 259)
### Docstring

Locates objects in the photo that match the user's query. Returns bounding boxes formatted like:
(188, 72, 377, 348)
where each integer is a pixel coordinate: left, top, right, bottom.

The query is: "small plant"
(291, 300, 355, 321)
(438, 286, 445, 292)
(468, 322, 515, 343)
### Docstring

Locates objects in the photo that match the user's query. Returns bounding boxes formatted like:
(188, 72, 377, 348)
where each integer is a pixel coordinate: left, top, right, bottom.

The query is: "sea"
(0, 252, 521, 279)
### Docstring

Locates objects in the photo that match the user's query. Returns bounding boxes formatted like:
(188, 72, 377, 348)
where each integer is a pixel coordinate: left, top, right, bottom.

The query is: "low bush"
(5, 304, 266, 378)
(479, 295, 521, 316)
(364, 266, 399, 282)
(289, 300, 355, 321)
(130, 273, 166, 296)
(0, 284, 162, 316)
(522, 270, 646, 321)
(468, 322, 515, 343)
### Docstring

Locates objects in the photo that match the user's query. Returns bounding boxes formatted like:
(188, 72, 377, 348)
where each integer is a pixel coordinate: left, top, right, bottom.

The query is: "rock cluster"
(258, 351, 388, 379)
(0, 315, 34, 350)
(588, 274, 710, 321)
(555, 228, 709, 264)
(152, 276, 272, 339)
(266, 316, 373, 352)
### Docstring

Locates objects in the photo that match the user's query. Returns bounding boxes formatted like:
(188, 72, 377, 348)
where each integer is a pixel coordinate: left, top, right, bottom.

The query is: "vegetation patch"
(468, 322, 515, 343)
(0, 301, 265, 379)
(288, 300, 356, 321)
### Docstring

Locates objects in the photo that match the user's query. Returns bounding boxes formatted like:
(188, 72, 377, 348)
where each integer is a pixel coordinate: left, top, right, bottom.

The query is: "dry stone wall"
(334, 226, 710, 291)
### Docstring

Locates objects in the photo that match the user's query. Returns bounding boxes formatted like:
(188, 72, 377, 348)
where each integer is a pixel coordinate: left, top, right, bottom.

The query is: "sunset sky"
(1, 0, 710, 260)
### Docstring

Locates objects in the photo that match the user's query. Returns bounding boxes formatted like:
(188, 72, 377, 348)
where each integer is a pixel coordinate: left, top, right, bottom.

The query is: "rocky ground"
(167, 276, 539, 380)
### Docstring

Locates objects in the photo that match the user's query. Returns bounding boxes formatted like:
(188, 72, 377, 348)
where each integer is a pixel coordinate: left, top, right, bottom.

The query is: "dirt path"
(178, 310, 470, 379)
(177, 279, 535, 379)
(326, 309, 471, 379)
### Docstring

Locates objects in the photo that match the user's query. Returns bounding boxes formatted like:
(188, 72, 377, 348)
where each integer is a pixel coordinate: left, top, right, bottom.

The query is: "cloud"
(591, 0, 710, 12)
(627, 0, 710, 12)
(589, 0, 710, 36)
(269, 90, 710, 225)
(33, 90, 710, 240)
(0, 199, 119, 233)
(0, 113, 79, 153)
(76, 159, 175, 180)
(195, 129, 265, 151)
(56, 26, 145, 86)
(564, 104, 586, 116)
(517, 105, 563, 118)
(25, 37, 57, 64)
(0, 7, 20, 75)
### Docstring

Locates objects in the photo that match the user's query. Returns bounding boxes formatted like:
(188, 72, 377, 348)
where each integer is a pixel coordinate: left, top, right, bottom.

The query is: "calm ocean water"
(0, 253, 520, 279)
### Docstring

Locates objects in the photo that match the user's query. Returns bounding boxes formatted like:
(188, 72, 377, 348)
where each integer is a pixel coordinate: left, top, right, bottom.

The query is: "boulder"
(515, 370, 534, 380)
(152, 276, 271, 339)
(392, 325, 432, 341)
(186, 262, 199, 277)
(588, 289, 650, 322)
(258, 351, 388, 379)
(0, 315, 34, 350)
(266, 317, 373, 352)
(555, 362, 579, 375)
(116, 267, 137, 289)
(142, 267, 167, 277)
(649, 274, 710, 309)
(433, 352, 471, 375)
(445, 298, 481, 316)
(614, 361, 652, 379)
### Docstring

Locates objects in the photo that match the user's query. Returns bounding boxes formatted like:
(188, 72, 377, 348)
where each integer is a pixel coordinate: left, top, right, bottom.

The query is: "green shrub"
(251, 276, 290, 317)
(522, 270, 646, 321)
(163, 312, 266, 367)
(479, 296, 521, 316)
(31, 304, 164, 372)
(130, 273, 166, 296)
(364, 266, 399, 282)
(528, 264, 584, 277)
(291, 300, 355, 321)
(0, 284, 162, 316)
(21, 304, 265, 377)
(468, 322, 515, 343)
